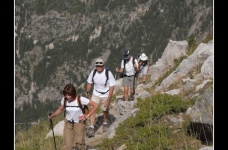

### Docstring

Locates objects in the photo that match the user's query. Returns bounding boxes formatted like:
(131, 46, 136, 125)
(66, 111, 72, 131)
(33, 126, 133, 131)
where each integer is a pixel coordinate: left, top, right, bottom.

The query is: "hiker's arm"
(134, 64, 139, 72)
(134, 61, 140, 73)
(48, 104, 64, 119)
(116, 67, 123, 73)
(104, 86, 114, 107)
(85, 83, 92, 97)
(85, 100, 99, 120)
(135, 67, 140, 73)
(138, 60, 142, 68)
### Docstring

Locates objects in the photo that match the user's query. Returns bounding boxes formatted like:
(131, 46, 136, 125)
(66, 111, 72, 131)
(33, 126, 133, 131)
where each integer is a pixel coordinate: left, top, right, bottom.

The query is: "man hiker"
(85, 58, 116, 137)
(115, 50, 139, 101)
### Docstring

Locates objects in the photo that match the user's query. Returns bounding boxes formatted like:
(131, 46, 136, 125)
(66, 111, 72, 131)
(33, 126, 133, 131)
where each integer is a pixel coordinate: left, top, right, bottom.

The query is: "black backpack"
(92, 68, 109, 86)
(123, 57, 135, 70)
(120, 57, 138, 78)
(141, 60, 148, 66)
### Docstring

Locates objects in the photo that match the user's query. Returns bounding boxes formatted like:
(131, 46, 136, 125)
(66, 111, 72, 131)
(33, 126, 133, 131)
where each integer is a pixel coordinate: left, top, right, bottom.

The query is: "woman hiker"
(48, 84, 98, 150)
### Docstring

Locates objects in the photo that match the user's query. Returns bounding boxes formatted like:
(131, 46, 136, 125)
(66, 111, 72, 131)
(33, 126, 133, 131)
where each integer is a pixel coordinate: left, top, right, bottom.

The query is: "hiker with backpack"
(85, 58, 116, 137)
(48, 84, 98, 150)
(138, 53, 150, 84)
(115, 50, 139, 101)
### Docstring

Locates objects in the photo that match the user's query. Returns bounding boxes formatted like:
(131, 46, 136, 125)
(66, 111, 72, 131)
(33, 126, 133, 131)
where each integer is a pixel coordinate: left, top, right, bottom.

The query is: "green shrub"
(95, 93, 197, 150)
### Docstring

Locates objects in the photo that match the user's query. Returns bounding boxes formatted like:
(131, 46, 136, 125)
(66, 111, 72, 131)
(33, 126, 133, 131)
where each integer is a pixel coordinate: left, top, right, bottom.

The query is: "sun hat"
(123, 50, 130, 59)
(140, 53, 148, 61)
(95, 58, 104, 66)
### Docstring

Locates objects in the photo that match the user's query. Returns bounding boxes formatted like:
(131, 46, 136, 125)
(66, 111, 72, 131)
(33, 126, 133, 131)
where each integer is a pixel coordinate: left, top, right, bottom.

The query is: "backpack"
(141, 60, 148, 66)
(120, 57, 139, 78)
(64, 95, 89, 117)
(92, 68, 109, 86)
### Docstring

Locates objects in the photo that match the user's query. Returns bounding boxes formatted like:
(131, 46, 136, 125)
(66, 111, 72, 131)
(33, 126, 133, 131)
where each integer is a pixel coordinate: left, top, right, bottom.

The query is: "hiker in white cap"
(138, 53, 150, 84)
(85, 58, 116, 138)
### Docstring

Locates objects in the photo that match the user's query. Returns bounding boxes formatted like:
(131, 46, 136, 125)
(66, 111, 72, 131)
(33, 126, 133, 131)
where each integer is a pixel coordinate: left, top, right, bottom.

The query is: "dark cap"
(123, 50, 130, 59)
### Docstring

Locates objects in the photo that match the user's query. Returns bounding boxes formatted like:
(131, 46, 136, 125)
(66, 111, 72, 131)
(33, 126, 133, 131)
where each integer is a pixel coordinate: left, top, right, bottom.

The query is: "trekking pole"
(114, 71, 117, 80)
(49, 113, 57, 150)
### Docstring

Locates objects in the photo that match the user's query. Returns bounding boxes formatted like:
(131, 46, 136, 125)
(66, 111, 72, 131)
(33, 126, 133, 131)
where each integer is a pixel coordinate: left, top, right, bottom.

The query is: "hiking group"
(48, 50, 149, 150)
(115, 50, 150, 101)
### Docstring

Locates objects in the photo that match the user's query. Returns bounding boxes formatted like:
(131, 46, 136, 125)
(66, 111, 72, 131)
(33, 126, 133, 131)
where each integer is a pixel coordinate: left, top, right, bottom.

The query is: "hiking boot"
(73, 144, 87, 150)
(129, 95, 134, 101)
(86, 127, 95, 138)
(103, 124, 110, 133)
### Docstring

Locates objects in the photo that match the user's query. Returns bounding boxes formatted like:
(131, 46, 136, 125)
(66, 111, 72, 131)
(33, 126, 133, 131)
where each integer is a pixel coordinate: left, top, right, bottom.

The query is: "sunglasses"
(96, 62, 103, 64)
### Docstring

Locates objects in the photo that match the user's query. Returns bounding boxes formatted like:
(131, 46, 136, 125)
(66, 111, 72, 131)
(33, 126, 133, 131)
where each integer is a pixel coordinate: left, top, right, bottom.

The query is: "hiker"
(48, 84, 98, 150)
(115, 50, 139, 101)
(138, 53, 150, 84)
(85, 58, 116, 137)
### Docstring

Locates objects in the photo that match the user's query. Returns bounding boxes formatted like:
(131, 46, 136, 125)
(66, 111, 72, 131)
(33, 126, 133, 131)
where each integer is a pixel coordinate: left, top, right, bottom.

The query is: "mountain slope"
(15, 0, 213, 123)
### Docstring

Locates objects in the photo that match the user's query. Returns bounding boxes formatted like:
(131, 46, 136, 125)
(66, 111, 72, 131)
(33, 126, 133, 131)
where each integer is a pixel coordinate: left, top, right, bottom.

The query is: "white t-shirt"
(87, 68, 116, 97)
(121, 56, 138, 76)
(61, 96, 89, 122)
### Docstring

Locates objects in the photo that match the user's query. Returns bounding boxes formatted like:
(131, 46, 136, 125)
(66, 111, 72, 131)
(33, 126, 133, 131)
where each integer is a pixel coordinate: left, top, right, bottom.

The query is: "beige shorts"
(91, 94, 109, 111)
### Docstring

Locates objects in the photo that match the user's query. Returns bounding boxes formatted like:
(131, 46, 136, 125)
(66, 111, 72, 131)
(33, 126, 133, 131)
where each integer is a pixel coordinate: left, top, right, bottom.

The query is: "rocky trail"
(85, 82, 148, 148)
(85, 97, 124, 148)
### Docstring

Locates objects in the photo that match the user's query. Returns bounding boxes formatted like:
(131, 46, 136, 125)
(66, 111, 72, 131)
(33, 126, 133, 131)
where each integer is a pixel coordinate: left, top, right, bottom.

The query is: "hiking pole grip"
(49, 113, 53, 128)
(49, 113, 57, 150)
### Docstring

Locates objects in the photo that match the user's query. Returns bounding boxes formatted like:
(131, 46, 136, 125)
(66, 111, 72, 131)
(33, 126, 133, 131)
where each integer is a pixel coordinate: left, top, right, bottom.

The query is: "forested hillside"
(15, 0, 213, 124)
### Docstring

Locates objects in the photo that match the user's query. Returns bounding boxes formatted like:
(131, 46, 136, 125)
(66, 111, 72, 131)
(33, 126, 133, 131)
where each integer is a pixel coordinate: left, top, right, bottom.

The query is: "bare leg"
(103, 111, 109, 123)
(139, 77, 142, 83)
(130, 88, 135, 96)
(86, 105, 96, 138)
(89, 106, 96, 126)
(103, 111, 110, 133)
(143, 74, 146, 82)
(124, 86, 129, 101)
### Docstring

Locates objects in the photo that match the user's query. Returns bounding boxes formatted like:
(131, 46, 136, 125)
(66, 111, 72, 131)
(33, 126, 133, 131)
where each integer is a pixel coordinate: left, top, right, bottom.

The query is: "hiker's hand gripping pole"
(49, 113, 57, 150)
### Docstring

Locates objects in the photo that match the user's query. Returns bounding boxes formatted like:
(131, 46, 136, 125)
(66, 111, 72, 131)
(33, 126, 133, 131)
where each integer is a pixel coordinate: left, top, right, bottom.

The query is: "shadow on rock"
(94, 114, 116, 132)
